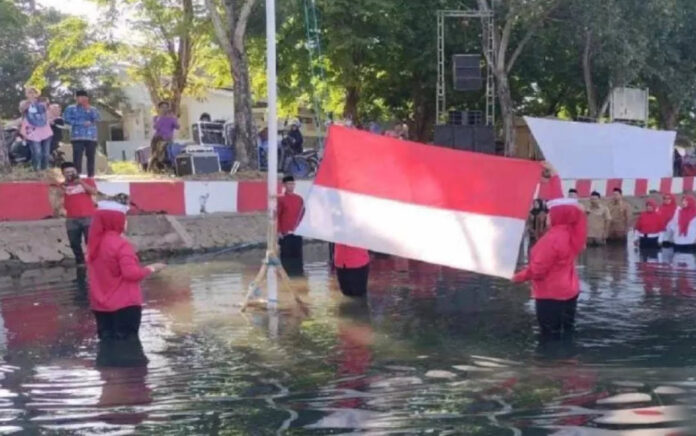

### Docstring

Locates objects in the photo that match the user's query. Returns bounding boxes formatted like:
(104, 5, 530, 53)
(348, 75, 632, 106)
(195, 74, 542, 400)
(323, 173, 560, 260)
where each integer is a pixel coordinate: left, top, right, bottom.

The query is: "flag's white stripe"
(296, 185, 525, 279)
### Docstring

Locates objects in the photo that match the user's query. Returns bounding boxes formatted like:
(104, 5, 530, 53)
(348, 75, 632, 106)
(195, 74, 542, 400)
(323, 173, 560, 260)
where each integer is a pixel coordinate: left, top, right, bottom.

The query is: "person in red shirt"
(633, 200, 663, 250)
(334, 244, 370, 297)
(514, 165, 587, 339)
(87, 200, 166, 340)
(277, 175, 305, 276)
(58, 162, 97, 265)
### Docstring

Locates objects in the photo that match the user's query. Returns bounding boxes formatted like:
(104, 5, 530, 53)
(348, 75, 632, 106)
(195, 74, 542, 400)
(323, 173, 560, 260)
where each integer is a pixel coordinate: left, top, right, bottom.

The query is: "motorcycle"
(279, 135, 319, 178)
(3, 126, 31, 166)
(3, 125, 66, 168)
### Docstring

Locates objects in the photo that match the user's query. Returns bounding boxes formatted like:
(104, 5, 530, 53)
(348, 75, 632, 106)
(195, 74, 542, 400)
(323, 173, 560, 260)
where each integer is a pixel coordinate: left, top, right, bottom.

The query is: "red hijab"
(659, 194, 677, 227)
(635, 200, 663, 234)
(549, 204, 587, 255)
(678, 195, 696, 236)
(87, 209, 127, 262)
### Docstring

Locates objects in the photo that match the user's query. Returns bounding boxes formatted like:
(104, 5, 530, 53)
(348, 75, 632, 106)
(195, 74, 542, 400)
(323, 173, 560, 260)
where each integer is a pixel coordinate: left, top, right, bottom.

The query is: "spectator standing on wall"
(64, 90, 100, 177)
(20, 87, 53, 171)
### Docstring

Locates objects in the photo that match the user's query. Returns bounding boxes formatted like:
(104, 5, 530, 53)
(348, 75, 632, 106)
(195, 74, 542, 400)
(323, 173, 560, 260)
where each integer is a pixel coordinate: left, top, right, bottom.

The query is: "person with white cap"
(513, 163, 588, 339)
(87, 198, 166, 341)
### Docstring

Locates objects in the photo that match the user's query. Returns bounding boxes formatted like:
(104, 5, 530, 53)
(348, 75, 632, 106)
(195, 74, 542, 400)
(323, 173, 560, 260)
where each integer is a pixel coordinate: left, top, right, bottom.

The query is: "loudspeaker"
(453, 54, 482, 91)
(433, 125, 496, 155)
(175, 152, 221, 176)
(448, 110, 483, 126)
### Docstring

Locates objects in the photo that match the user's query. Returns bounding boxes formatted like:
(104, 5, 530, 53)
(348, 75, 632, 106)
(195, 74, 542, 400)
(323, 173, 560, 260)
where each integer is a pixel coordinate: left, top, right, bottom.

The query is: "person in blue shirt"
(64, 90, 101, 177)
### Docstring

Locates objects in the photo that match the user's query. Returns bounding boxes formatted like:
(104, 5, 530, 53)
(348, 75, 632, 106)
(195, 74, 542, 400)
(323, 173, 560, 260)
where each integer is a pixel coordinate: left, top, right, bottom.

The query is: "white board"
(525, 117, 675, 179)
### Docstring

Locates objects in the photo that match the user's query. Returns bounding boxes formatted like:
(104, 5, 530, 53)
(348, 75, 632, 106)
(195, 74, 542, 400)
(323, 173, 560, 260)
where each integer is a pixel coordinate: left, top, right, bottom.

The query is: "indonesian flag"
(296, 126, 542, 278)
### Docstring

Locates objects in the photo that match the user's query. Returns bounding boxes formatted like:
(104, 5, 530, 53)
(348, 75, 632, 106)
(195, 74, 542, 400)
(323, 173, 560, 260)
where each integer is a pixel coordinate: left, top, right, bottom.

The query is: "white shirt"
(660, 207, 696, 246)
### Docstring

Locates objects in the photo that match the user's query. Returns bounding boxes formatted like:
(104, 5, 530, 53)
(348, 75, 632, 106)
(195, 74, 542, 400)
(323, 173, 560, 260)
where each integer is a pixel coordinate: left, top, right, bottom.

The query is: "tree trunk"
(582, 29, 598, 118)
(206, 0, 258, 169)
(0, 120, 9, 172)
(496, 70, 516, 157)
(231, 45, 255, 168)
(343, 86, 359, 124)
(657, 93, 680, 130)
(412, 89, 435, 142)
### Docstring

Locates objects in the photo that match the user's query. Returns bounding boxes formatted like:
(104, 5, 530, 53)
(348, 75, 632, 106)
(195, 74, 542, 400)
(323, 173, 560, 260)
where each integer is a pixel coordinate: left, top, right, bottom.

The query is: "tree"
(205, 0, 258, 169)
(477, 0, 558, 156)
(28, 15, 124, 108)
(642, 0, 696, 131)
(94, 0, 199, 115)
(0, 0, 32, 118)
(564, 0, 655, 120)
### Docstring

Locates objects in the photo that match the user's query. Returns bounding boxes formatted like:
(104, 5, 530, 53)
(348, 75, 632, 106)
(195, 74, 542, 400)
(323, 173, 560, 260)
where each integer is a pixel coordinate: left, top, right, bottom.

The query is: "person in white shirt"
(661, 195, 696, 252)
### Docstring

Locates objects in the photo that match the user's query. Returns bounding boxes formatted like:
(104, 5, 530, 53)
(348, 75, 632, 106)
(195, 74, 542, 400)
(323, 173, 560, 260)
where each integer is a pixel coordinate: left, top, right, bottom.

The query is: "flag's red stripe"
(314, 126, 542, 218)
(684, 177, 694, 193)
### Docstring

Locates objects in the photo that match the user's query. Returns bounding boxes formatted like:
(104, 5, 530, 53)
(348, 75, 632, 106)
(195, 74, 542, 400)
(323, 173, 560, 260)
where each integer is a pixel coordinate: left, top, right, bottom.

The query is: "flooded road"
(0, 243, 695, 434)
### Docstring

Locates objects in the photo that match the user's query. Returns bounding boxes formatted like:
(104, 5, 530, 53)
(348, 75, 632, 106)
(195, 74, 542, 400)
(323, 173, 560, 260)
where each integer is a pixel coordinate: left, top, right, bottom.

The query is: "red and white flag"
(296, 126, 542, 278)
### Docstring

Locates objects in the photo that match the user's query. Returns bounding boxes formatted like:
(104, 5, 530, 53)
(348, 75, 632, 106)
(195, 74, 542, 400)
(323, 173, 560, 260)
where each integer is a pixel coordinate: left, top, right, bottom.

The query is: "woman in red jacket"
(334, 244, 370, 297)
(513, 197, 587, 339)
(87, 201, 166, 340)
(633, 200, 663, 249)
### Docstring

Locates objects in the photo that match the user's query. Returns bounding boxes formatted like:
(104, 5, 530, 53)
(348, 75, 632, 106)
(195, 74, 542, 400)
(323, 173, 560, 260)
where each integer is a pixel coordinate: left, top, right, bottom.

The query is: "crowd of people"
(14, 88, 101, 176)
(527, 188, 695, 251)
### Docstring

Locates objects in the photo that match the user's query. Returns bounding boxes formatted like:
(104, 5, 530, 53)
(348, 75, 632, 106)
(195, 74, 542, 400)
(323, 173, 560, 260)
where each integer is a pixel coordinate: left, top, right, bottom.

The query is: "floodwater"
(0, 243, 695, 435)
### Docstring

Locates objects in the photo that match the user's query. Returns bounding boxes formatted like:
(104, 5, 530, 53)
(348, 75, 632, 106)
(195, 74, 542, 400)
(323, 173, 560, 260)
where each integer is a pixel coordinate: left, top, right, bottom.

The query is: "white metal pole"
(266, 0, 279, 311)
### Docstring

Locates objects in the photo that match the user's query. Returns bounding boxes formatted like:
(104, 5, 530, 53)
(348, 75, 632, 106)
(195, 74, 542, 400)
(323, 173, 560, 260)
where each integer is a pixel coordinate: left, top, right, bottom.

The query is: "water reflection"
(0, 245, 692, 433)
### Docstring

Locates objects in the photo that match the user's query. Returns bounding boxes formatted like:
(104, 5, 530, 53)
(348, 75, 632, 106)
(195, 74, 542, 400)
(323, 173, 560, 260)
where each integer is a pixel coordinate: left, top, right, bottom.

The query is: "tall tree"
(642, 0, 696, 131)
(477, 0, 558, 156)
(205, 0, 258, 169)
(28, 15, 124, 107)
(0, 0, 32, 118)
(121, 0, 196, 115)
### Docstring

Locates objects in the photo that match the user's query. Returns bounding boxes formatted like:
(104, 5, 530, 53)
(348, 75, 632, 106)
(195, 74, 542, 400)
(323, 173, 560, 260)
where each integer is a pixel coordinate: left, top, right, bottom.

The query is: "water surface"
(0, 243, 694, 434)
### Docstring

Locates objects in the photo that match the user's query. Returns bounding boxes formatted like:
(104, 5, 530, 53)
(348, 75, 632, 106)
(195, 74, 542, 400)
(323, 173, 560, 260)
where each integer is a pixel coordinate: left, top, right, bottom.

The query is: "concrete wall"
(0, 213, 268, 269)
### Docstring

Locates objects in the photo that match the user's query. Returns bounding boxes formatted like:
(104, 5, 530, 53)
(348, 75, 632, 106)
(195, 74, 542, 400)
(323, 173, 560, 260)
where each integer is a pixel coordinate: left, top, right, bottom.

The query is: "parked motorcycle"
(3, 126, 66, 168)
(3, 126, 31, 166)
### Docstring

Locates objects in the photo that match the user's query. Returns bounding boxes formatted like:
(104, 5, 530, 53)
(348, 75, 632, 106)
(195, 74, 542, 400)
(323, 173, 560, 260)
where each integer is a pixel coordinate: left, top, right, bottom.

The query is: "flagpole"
(265, 0, 278, 311)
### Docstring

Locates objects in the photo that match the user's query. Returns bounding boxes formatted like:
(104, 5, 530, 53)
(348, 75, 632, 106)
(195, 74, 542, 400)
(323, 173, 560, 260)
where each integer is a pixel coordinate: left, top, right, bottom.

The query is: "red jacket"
(277, 193, 304, 235)
(514, 227, 580, 300)
(88, 232, 151, 312)
(334, 244, 370, 269)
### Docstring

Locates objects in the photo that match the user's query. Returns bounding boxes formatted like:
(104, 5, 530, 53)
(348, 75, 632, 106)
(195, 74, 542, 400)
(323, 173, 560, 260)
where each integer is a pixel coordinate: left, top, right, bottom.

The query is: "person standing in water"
(658, 194, 677, 247)
(277, 175, 304, 276)
(514, 166, 587, 339)
(334, 244, 370, 297)
(87, 200, 166, 340)
(586, 192, 611, 246)
(607, 188, 630, 242)
(634, 200, 663, 250)
(661, 195, 696, 252)
(527, 199, 548, 244)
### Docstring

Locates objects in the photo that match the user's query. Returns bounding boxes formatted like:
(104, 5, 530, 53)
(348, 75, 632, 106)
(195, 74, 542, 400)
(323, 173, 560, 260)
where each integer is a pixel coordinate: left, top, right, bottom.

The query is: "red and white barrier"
(0, 177, 690, 222)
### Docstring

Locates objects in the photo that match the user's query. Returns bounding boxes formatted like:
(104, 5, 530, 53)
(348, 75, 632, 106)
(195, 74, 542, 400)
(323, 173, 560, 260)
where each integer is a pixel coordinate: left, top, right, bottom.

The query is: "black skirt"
(674, 244, 696, 253)
(279, 234, 304, 276)
(336, 265, 369, 297)
(93, 305, 142, 341)
(638, 236, 660, 250)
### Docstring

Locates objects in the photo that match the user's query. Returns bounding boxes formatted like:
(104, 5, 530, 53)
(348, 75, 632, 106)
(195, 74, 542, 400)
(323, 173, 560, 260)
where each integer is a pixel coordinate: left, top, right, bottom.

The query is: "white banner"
(525, 117, 675, 179)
